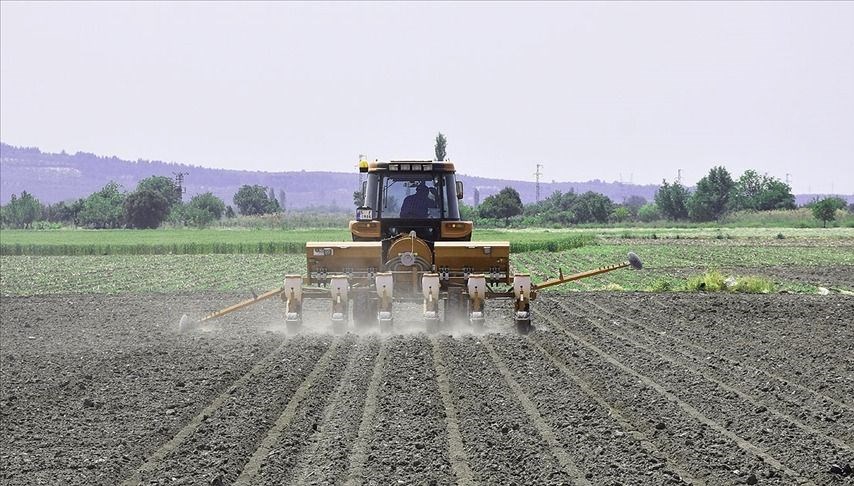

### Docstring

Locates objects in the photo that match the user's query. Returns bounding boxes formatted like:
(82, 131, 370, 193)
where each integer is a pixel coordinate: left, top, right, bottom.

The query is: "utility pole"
(677, 169, 682, 185)
(534, 164, 543, 202)
(172, 171, 189, 201)
(785, 173, 791, 186)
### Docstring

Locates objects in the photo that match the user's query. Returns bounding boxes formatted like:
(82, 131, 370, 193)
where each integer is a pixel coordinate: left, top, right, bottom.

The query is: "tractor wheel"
(444, 287, 468, 326)
(352, 292, 377, 330)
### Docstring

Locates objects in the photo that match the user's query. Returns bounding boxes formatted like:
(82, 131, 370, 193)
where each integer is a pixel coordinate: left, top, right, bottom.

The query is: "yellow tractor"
(185, 159, 642, 334)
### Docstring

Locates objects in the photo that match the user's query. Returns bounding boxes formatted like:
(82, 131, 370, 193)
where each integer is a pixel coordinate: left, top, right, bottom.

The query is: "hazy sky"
(2, 1, 853, 193)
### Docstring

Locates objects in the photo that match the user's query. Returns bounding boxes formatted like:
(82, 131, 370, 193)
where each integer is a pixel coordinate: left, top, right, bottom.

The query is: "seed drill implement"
(181, 159, 642, 334)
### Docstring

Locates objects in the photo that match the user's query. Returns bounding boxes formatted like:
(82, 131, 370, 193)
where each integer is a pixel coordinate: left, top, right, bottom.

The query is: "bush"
(637, 203, 660, 223)
(685, 270, 775, 293)
(731, 276, 775, 294)
(648, 278, 673, 292)
(686, 270, 727, 292)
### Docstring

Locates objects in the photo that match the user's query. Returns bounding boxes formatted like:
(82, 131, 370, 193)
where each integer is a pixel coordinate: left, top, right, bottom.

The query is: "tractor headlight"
(356, 208, 373, 221)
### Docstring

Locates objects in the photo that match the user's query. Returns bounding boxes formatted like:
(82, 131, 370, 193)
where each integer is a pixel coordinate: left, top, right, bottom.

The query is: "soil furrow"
(550, 302, 844, 484)
(644, 295, 854, 407)
(428, 335, 475, 485)
(234, 337, 347, 485)
(440, 335, 574, 484)
(535, 310, 811, 485)
(123, 339, 293, 486)
(343, 339, 388, 486)
(287, 337, 381, 485)
(526, 337, 705, 486)
(575, 296, 854, 446)
(482, 338, 592, 486)
(630, 296, 854, 412)
(358, 336, 453, 485)
(0, 294, 284, 486)
(136, 336, 334, 485)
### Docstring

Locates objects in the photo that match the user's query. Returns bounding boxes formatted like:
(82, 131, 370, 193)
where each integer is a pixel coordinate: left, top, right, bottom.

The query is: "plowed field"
(2, 292, 852, 485)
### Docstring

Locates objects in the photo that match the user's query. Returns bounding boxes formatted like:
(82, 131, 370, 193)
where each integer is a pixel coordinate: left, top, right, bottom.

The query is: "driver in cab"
(400, 183, 437, 218)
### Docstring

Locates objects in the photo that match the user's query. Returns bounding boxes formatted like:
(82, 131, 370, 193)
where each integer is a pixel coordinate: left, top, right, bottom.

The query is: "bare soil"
(1, 291, 852, 485)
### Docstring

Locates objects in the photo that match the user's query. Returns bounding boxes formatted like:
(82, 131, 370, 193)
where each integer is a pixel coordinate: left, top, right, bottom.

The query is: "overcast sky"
(1, 1, 852, 193)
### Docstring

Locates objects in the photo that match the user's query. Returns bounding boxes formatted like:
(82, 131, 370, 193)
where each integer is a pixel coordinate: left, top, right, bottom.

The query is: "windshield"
(382, 174, 440, 218)
(364, 172, 461, 220)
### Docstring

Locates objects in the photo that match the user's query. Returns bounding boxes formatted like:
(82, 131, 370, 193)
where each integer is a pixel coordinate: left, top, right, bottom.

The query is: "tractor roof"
(360, 160, 456, 173)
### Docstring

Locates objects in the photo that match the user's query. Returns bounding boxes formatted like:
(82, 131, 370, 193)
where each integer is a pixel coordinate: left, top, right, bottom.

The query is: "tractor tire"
(352, 292, 377, 330)
(444, 287, 468, 326)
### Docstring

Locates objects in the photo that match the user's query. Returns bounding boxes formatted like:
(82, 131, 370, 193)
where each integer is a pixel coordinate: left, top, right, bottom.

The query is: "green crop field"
(2, 229, 851, 295)
(0, 228, 599, 255)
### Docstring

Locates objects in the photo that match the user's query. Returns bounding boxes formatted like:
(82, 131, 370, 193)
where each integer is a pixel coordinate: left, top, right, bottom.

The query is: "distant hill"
(1, 142, 849, 208)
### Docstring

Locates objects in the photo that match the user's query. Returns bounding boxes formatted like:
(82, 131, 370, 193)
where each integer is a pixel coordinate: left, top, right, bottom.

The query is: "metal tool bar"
(534, 262, 631, 290)
(199, 288, 285, 322)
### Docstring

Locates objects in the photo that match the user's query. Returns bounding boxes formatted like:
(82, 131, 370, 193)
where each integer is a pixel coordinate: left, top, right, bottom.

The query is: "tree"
(687, 166, 735, 222)
(2, 191, 42, 228)
(573, 191, 614, 223)
(353, 190, 364, 208)
(188, 192, 225, 220)
(479, 187, 523, 225)
(435, 132, 447, 161)
(811, 197, 846, 227)
(612, 206, 630, 223)
(459, 201, 477, 220)
(78, 182, 125, 228)
(654, 180, 689, 220)
(124, 188, 170, 229)
(42, 200, 81, 224)
(225, 206, 236, 218)
(623, 195, 647, 217)
(731, 170, 795, 211)
(637, 203, 661, 222)
(233, 184, 280, 215)
(137, 176, 181, 208)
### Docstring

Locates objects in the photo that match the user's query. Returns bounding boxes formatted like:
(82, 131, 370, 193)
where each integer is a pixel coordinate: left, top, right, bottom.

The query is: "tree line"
(469, 166, 850, 227)
(1, 177, 287, 229)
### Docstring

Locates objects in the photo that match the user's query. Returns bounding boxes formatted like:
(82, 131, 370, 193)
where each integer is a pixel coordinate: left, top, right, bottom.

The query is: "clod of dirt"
(82, 398, 95, 408)
(655, 422, 666, 430)
(829, 463, 852, 476)
(746, 473, 758, 484)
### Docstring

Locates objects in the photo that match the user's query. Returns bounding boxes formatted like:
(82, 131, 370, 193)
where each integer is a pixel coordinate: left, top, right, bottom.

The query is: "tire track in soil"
(234, 336, 349, 485)
(286, 337, 381, 486)
(554, 303, 853, 484)
(353, 336, 454, 486)
(482, 339, 592, 486)
(525, 337, 705, 486)
(129, 336, 336, 485)
(535, 309, 815, 486)
(440, 336, 579, 485)
(577, 296, 854, 448)
(634, 301, 854, 413)
(429, 336, 475, 485)
(121, 338, 294, 486)
(343, 339, 388, 486)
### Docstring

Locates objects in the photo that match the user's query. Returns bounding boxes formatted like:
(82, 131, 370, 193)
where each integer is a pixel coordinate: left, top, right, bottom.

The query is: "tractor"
(183, 159, 642, 334)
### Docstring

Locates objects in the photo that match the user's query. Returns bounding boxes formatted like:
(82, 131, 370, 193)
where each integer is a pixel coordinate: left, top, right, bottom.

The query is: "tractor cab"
(351, 160, 472, 243)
